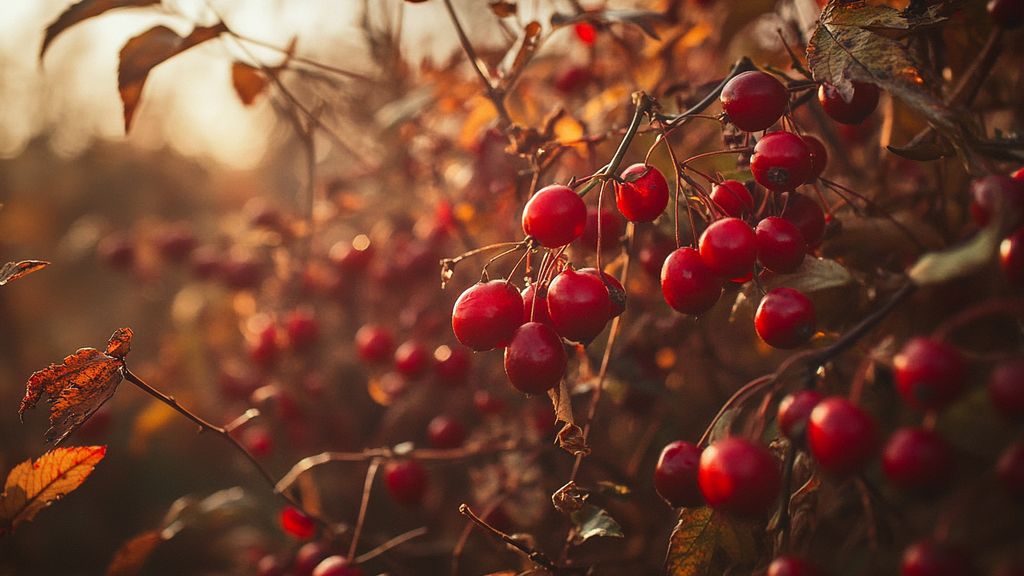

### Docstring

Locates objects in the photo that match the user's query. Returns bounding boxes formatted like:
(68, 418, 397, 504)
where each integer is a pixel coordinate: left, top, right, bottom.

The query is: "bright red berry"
(893, 338, 967, 410)
(1014, 167, 1024, 181)
(280, 506, 316, 539)
(989, 359, 1024, 419)
(698, 438, 781, 517)
(882, 427, 954, 492)
(777, 390, 824, 441)
(286, 309, 320, 350)
(574, 22, 597, 44)
(384, 460, 428, 506)
(427, 415, 467, 448)
(654, 441, 704, 508)
(582, 207, 623, 252)
(394, 340, 430, 379)
(756, 216, 806, 273)
(808, 397, 877, 476)
(1000, 227, 1024, 285)
(755, 288, 816, 349)
(312, 556, 364, 576)
(522, 283, 553, 325)
(751, 131, 814, 192)
(802, 135, 828, 182)
(580, 268, 626, 318)
(547, 268, 612, 343)
(522, 184, 587, 247)
(781, 193, 826, 248)
(452, 280, 524, 351)
(900, 540, 973, 576)
(988, 0, 1024, 28)
(433, 345, 471, 387)
(615, 164, 670, 223)
(661, 247, 723, 315)
(504, 322, 567, 394)
(699, 217, 757, 278)
(818, 81, 880, 125)
(720, 70, 789, 132)
(997, 442, 1024, 495)
(710, 180, 755, 218)
(767, 556, 822, 576)
(354, 324, 394, 364)
(969, 175, 1024, 229)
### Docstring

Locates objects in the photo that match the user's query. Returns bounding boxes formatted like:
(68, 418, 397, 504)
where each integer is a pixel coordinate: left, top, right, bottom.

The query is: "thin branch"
(356, 526, 429, 564)
(440, 0, 512, 124)
(348, 458, 382, 561)
(459, 503, 559, 572)
(230, 32, 374, 81)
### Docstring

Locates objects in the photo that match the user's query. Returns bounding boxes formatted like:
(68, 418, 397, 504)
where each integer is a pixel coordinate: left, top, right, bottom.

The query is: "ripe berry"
(755, 288, 816, 349)
(522, 184, 587, 247)
(698, 438, 781, 518)
(580, 268, 626, 318)
(294, 542, 329, 576)
(547, 268, 611, 343)
(989, 359, 1024, 419)
(997, 442, 1024, 495)
(554, 66, 592, 93)
(221, 256, 264, 290)
(250, 324, 280, 368)
(286, 309, 320, 350)
(243, 426, 273, 458)
(154, 223, 197, 262)
(661, 247, 723, 315)
(312, 556, 364, 576)
(394, 340, 430, 379)
(427, 415, 467, 448)
(900, 540, 973, 576)
(756, 216, 806, 273)
(615, 164, 670, 222)
(330, 235, 374, 273)
(710, 180, 755, 218)
(639, 236, 676, 278)
(988, 0, 1024, 28)
(818, 81, 880, 125)
(257, 555, 288, 576)
(473, 389, 506, 415)
(654, 441, 704, 508)
(777, 390, 824, 441)
(354, 324, 394, 364)
(280, 506, 316, 539)
(969, 175, 1024, 229)
(802, 135, 828, 182)
(504, 322, 567, 394)
(452, 280, 524, 351)
(433, 345, 471, 387)
(699, 217, 757, 278)
(384, 460, 428, 506)
(767, 556, 822, 576)
(751, 131, 814, 192)
(882, 427, 954, 492)
(719, 70, 789, 132)
(781, 193, 826, 248)
(893, 338, 967, 410)
(582, 207, 623, 252)
(522, 283, 553, 325)
(1000, 228, 1024, 285)
(97, 233, 136, 270)
(808, 397, 877, 476)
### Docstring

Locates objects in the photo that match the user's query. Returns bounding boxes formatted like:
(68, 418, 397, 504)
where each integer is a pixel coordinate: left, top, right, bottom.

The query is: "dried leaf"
(551, 10, 666, 40)
(0, 260, 49, 286)
(489, 1, 517, 17)
(908, 224, 999, 286)
(570, 504, 624, 544)
(499, 21, 541, 91)
(549, 381, 590, 456)
(551, 480, 588, 515)
(766, 257, 855, 294)
(665, 507, 718, 576)
(595, 481, 632, 498)
(0, 446, 106, 534)
(20, 328, 133, 444)
(230, 62, 268, 106)
(556, 422, 590, 456)
(548, 379, 574, 426)
(119, 23, 228, 132)
(40, 0, 159, 61)
(106, 531, 163, 576)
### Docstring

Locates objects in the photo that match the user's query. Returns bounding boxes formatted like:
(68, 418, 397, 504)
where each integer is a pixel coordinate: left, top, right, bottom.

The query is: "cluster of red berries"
(257, 534, 364, 576)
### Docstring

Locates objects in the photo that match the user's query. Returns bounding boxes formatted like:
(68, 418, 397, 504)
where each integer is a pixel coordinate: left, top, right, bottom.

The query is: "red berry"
(522, 184, 587, 248)
(615, 164, 670, 223)
(1014, 167, 1024, 181)
(427, 415, 467, 448)
(802, 135, 828, 182)
(555, 66, 592, 94)
(1000, 227, 1024, 285)
(751, 132, 814, 192)
(767, 556, 822, 576)
(900, 540, 973, 576)
(654, 441, 704, 508)
(154, 223, 197, 262)
(574, 22, 597, 44)
(720, 70, 789, 132)
(756, 216, 806, 273)
(755, 288, 816, 349)
(97, 233, 136, 270)
(818, 81, 880, 125)
(989, 0, 1024, 28)
(286, 309, 320, 350)
(807, 397, 877, 476)
(661, 247, 723, 315)
(384, 460, 428, 506)
(579, 268, 626, 318)
(330, 235, 374, 273)
(710, 180, 755, 218)
(698, 438, 780, 517)
(777, 390, 824, 441)
(882, 427, 954, 492)
(581, 207, 623, 252)
(258, 555, 288, 576)
(394, 340, 430, 379)
(699, 217, 757, 278)
(969, 175, 1024, 229)
(280, 506, 317, 539)
(547, 268, 611, 343)
(312, 556, 364, 576)
(997, 442, 1024, 495)
(473, 390, 507, 415)
(433, 345, 471, 387)
(639, 236, 676, 278)
(294, 542, 330, 576)
(221, 256, 264, 290)
(504, 322, 567, 394)
(781, 192, 827, 248)
(250, 324, 279, 368)
(522, 283, 553, 325)
(451, 280, 524, 351)
(989, 359, 1024, 419)
(243, 426, 273, 458)
(354, 324, 394, 364)
(893, 338, 967, 410)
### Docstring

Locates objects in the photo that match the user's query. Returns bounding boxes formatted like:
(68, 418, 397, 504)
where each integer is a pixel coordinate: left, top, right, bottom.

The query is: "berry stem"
(575, 93, 656, 199)
(658, 56, 759, 130)
(355, 526, 429, 564)
(347, 458, 382, 561)
(458, 503, 560, 572)
(440, 0, 512, 126)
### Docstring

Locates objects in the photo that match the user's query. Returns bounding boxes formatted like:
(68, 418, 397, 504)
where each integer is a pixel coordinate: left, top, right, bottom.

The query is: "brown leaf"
(499, 21, 541, 91)
(0, 260, 49, 286)
(40, 0, 159, 61)
(665, 507, 718, 576)
(230, 62, 268, 106)
(20, 328, 133, 444)
(119, 23, 228, 132)
(570, 504, 624, 544)
(551, 480, 588, 515)
(106, 531, 163, 576)
(0, 446, 106, 534)
(489, 1, 517, 17)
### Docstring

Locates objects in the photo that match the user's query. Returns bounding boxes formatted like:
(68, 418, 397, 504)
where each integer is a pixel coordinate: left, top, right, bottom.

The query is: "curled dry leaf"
(0, 445, 107, 534)
(569, 503, 624, 545)
(548, 380, 590, 456)
(0, 260, 49, 286)
(551, 480, 588, 515)
(40, 0, 159, 61)
(230, 62, 268, 106)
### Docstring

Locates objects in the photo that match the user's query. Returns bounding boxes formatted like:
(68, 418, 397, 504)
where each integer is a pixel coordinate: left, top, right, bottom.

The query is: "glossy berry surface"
(699, 217, 757, 278)
(710, 180, 755, 218)
(808, 397, 877, 476)
(280, 506, 316, 539)
(802, 135, 828, 182)
(767, 556, 822, 576)
(312, 556, 364, 576)
(893, 338, 967, 410)
(719, 70, 789, 132)
(522, 284, 553, 325)
(580, 267, 626, 318)
(698, 438, 781, 518)
(781, 193, 826, 248)
(547, 268, 611, 343)
(988, 0, 1024, 28)
(756, 216, 806, 273)
(1000, 227, 1024, 285)
(504, 322, 567, 394)
(777, 390, 824, 441)
(755, 288, 816, 349)
(394, 340, 430, 379)
(522, 184, 587, 247)
(451, 280, 524, 351)
(427, 415, 467, 448)
(882, 427, 954, 492)
(751, 131, 814, 192)
(384, 460, 428, 505)
(989, 359, 1024, 419)
(901, 540, 973, 576)
(354, 324, 394, 364)
(997, 442, 1024, 495)
(615, 164, 670, 223)
(818, 81, 880, 125)
(661, 247, 723, 315)
(654, 441, 704, 508)
(969, 175, 1024, 229)
(433, 345, 471, 387)
(286, 309, 320, 349)
(582, 207, 623, 252)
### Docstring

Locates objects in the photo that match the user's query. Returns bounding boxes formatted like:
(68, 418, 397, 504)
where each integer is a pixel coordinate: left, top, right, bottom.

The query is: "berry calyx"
(755, 288, 816, 349)
(661, 247, 723, 315)
(767, 556, 822, 576)
(989, 359, 1024, 419)
(654, 441, 704, 508)
(751, 131, 814, 192)
(756, 216, 806, 273)
(615, 164, 670, 223)
(781, 192, 827, 248)
(900, 540, 973, 576)
(893, 338, 967, 410)
(710, 180, 755, 218)
(802, 135, 828, 182)
(807, 397, 877, 476)
(280, 506, 317, 539)
(312, 556, 364, 576)
(719, 70, 789, 132)
(427, 415, 467, 448)
(777, 389, 824, 441)
(451, 280, 524, 351)
(699, 217, 758, 278)
(818, 81, 880, 125)
(882, 427, 954, 492)
(384, 459, 428, 506)
(698, 437, 781, 518)
(354, 324, 394, 364)
(522, 184, 587, 247)
(504, 322, 567, 394)
(547, 268, 612, 343)
(582, 207, 623, 252)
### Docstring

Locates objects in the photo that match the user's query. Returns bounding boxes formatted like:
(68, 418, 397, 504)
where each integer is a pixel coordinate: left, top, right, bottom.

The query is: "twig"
(440, 0, 512, 125)
(355, 526, 429, 564)
(459, 503, 559, 572)
(230, 32, 374, 81)
(348, 458, 382, 561)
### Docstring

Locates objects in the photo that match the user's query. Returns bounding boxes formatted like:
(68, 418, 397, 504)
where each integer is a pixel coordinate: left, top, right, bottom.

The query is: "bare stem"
(458, 503, 559, 572)
(348, 458, 382, 561)
(355, 526, 429, 564)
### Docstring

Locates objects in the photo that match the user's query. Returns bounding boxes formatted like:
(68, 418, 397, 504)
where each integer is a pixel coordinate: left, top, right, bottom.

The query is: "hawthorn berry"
(354, 324, 394, 364)
(893, 338, 967, 410)
(639, 236, 676, 279)
(882, 427, 954, 493)
(777, 389, 824, 441)
(900, 540, 974, 576)
(756, 216, 806, 273)
(97, 233, 136, 270)
(580, 267, 626, 318)
(1000, 228, 1024, 285)
(257, 555, 288, 576)
(574, 22, 597, 44)
(710, 180, 755, 218)
(754, 288, 816, 349)
(719, 70, 789, 132)
(661, 247, 723, 315)
(807, 397, 877, 476)
(767, 556, 822, 576)
(781, 192, 826, 248)
(221, 255, 264, 290)
(522, 184, 587, 247)
(521, 283, 553, 325)
(997, 442, 1024, 496)
(699, 217, 758, 278)
(451, 280, 524, 351)
(394, 340, 430, 379)
(698, 437, 781, 518)
(280, 506, 317, 539)
(988, 0, 1024, 28)
(802, 135, 828, 182)
(615, 163, 670, 223)
(250, 324, 280, 368)
(294, 542, 330, 576)
(547, 268, 611, 343)
(554, 66, 592, 94)
(286, 309, 320, 350)
(384, 459, 428, 506)
(427, 415, 467, 448)
(818, 81, 880, 125)
(504, 322, 567, 394)
(312, 556, 364, 576)
(473, 389, 507, 415)
(969, 175, 1024, 229)
(654, 441, 704, 508)
(581, 207, 623, 252)
(243, 426, 273, 458)
(989, 359, 1024, 419)
(433, 345, 471, 387)
(751, 131, 814, 192)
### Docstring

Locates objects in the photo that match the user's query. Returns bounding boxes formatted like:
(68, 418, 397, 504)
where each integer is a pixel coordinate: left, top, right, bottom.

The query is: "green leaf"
(908, 224, 999, 285)
(570, 504, 624, 544)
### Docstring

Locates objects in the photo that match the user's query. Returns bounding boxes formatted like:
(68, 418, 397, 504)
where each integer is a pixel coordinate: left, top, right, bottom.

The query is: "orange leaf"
(20, 328, 133, 444)
(0, 446, 107, 534)
(40, 0, 159, 61)
(0, 260, 49, 286)
(106, 531, 163, 576)
(231, 62, 268, 106)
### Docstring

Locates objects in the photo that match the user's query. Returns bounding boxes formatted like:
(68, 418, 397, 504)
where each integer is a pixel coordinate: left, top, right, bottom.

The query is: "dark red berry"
(720, 70, 789, 132)
(989, 359, 1024, 419)
(473, 390, 507, 415)
(661, 247, 723, 314)
(394, 340, 430, 379)
(756, 216, 806, 273)
(755, 288, 816, 349)
(969, 175, 1024, 229)
(698, 438, 780, 517)
(751, 131, 814, 192)
(882, 427, 954, 492)
(504, 322, 567, 394)
(154, 223, 197, 262)
(699, 217, 757, 278)
(893, 338, 967, 410)
(654, 441, 704, 508)
(280, 506, 316, 539)
(249, 324, 279, 368)
(767, 556, 822, 576)
(452, 280, 525, 351)
(639, 236, 676, 278)
(547, 268, 611, 343)
(777, 390, 824, 441)
(354, 324, 394, 364)
(988, 0, 1024, 28)
(384, 460, 428, 506)
(582, 207, 623, 252)
(555, 66, 592, 93)
(580, 268, 626, 318)
(1000, 228, 1024, 285)
(257, 555, 288, 576)
(900, 540, 973, 576)
(710, 180, 755, 218)
(818, 81, 880, 125)
(427, 415, 467, 448)
(286, 309, 320, 350)
(221, 256, 264, 290)
(97, 233, 136, 270)
(433, 345, 471, 387)
(522, 283, 553, 325)
(808, 397, 877, 476)
(997, 442, 1024, 495)
(522, 184, 587, 247)
(615, 164, 670, 223)
(313, 556, 364, 576)
(802, 135, 828, 182)
(294, 542, 329, 576)
(781, 193, 826, 248)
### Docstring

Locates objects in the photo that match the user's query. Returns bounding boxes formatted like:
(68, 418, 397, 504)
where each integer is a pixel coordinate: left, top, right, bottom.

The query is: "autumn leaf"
(0, 446, 106, 534)
(20, 328, 133, 444)
(908, 223, 1000, 286)
(570, 503, 624, 544)
(231, 62, 269, 106)
(119, 23, 228, 132)
(498, 21, 541, 92)
(40, 0, 159, 61)
(665, 507, 718, 576)
(106, 531, 162, 576)
(0, 260, 49, 286)
(489, 1, 517, 18)
(548, 380, 590, 456)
